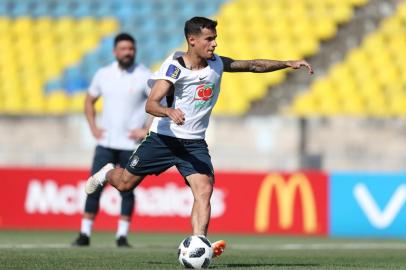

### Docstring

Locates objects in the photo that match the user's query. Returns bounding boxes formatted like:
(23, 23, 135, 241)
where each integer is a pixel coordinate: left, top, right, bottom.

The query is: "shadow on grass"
(212, 263, 320, 268)
(142, 261, 175, 265)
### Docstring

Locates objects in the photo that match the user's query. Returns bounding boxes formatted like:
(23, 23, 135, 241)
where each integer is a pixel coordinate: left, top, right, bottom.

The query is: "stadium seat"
(290, 1, 406, 117)
(0, 14, 119, 115)
(3, 0, 369, 116)
(213, 0, 368, 115)
(46, 90, 69, 114)
(1, 0, 230, 115)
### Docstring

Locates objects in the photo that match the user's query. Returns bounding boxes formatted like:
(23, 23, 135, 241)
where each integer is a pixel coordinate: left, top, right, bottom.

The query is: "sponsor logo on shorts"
(166, 64, 181, 79)
(130, 155, 139, 168)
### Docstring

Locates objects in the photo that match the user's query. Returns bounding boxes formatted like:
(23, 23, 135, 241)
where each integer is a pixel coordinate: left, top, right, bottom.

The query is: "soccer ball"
(178, 235, 213, 269)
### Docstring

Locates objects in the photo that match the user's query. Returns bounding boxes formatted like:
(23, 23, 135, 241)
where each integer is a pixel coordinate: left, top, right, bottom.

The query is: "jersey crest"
(166, 64, 181, 79)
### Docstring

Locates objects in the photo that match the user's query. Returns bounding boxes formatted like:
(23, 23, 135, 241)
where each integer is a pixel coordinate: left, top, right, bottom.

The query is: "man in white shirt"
(72, 33, 151, 247)
(85, 17, 313, 257)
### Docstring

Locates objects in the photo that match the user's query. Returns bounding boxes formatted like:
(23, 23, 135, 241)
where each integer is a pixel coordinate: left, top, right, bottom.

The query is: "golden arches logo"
(254, 173, 317, 233)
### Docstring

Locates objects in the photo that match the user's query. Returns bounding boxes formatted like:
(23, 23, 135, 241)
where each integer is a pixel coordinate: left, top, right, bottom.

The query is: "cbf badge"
(130, 155, 140, 168)
(166, 64, 181, 79)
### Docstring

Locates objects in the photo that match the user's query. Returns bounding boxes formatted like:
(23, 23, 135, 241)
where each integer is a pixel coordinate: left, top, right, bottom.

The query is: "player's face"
(190, 28, 217, 59)
(114, 40, 136, 68)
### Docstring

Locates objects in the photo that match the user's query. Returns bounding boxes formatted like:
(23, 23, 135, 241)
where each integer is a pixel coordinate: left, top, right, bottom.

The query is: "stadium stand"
(0, 0, 226, 115)
(291, 1, 406, 117)
(213, 0, 369, 115)
(0, 16, 118, 114)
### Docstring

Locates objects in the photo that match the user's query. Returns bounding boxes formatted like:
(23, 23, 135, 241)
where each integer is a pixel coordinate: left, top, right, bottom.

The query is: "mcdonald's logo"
(255, 173, 318, 233)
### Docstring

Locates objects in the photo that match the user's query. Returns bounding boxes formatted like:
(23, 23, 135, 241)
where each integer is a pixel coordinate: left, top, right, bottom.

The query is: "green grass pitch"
(1, 230, 406, 269)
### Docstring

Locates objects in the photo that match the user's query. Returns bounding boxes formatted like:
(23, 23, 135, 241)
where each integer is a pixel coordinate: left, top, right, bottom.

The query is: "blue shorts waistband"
(151, 132, 205, 144)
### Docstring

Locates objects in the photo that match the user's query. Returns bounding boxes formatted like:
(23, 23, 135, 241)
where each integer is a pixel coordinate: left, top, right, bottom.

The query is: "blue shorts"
(125, 132, 214, 178)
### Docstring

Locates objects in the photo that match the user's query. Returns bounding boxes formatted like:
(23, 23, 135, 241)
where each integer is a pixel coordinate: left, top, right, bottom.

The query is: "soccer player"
(72, 33, 151, 247)
(85, 17, 313, 256)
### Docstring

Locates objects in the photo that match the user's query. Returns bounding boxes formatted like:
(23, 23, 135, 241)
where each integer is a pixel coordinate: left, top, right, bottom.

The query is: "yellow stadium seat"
(77, 17, 97, 36)
(297, 37, 319, 57)
(33, 17, 53, 36)
(25, 96, 46, 114)
(70, 92, 87, 113)
(62, 50, 81, 67)
(0, 17, 11, 34)
(265, 71, 286, 86)
(79, 35, 99, 52)
(388, 36, 406, 57)
(12, 17, 33, 35)
(99, 18, 119, 36)
(46, 91, 69, 115)
(381, 16, 403, 34)
(318, 97, 341, 116)
(291, 93, 318, 116)
(388, 94, 406, 116)
(311, 78, 334, 95)
(35, 36, 56, 50)
(0, 16, 119, 115)
(332, 3, 354, 24)
(341, 93, 365, 116)
(3, 95, 24, 114)
(349, 0, 369, 7)
(314, 17, 337, 40)
(398, 2, 406, 19)
(55, 17, 75, 36)
(214, 0, 367, 115)
(41, 62, 62, 80)
(271, 20, 290, 39)
(21, 78, 43, 96)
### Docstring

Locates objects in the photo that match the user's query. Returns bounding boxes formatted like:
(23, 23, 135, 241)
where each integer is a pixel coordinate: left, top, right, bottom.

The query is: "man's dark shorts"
(125, 132, 214, 178)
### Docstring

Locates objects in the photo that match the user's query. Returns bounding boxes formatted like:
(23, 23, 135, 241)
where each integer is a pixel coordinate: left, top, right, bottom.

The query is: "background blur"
(0, 0, 405, 238)
(1, 0, 406, 171)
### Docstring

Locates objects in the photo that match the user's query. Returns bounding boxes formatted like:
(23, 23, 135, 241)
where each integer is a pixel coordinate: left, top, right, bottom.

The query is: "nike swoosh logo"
(199, 75, 207, 80)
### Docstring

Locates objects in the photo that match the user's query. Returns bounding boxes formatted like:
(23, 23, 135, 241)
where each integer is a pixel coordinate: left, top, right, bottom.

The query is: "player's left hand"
(288, 60, 314, 75)
(128, 128, 148, 140)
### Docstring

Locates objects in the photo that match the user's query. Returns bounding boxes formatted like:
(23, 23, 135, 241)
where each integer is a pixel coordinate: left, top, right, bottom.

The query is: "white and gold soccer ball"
(178, 235, 213, 269)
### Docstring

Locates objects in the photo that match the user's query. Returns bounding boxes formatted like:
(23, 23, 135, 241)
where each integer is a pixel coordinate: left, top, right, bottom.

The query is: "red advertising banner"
(0, 168, 328, 235)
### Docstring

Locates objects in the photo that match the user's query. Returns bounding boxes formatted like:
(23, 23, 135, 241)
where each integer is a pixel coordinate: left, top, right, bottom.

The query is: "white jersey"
(149, 52, 224, 139)
(88, 61, 151, 150)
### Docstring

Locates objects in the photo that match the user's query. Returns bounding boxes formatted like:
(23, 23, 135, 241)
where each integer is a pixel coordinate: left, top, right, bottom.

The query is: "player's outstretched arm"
(145, 80, 185, 125)
(220, 56, 314, 74)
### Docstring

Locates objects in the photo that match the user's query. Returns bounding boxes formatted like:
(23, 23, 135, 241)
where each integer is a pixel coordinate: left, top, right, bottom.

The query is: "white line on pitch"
(232, 243, 406, 250)
(1, 242, 406, 250)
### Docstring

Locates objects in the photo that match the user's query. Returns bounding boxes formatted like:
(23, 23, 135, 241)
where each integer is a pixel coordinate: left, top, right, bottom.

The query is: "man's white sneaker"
(85, 163, 114, 194)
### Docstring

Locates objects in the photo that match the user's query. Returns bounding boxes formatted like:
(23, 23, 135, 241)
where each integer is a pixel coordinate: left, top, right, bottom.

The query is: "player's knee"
(116, 184, 128, 192)
(195, 184, 213, 203)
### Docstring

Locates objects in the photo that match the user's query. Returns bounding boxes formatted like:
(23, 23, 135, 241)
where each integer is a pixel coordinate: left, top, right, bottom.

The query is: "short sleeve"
(149, 59, 182, 86)
(88, 70, 102, 97)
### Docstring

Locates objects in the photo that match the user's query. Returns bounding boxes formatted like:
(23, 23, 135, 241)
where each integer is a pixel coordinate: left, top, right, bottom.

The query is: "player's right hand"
(91, 127, 105, 139)
(166, 108, 185, 125)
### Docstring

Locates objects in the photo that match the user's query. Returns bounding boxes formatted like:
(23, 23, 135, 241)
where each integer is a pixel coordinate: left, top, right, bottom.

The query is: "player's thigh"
(121, 168, 145, 189)
(91, 146, 116, 174)
(176, 140, 214, 180)
(126, 132, 176, 175)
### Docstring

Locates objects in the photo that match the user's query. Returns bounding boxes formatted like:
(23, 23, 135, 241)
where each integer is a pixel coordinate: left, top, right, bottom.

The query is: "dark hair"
(114, 33, 136, 47)
(184, 17, 217, 38)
